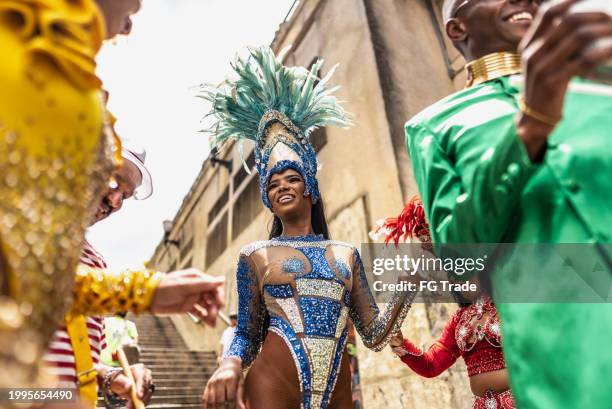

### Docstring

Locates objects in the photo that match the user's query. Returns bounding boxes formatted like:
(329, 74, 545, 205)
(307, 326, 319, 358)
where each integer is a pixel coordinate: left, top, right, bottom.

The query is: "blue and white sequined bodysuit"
(226, 234, 412, 409)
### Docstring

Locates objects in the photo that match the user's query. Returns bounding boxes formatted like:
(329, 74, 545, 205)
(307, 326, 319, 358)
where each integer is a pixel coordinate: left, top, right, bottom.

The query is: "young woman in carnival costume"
(372, 197, 515, 409)
(202, 47, 415, 409)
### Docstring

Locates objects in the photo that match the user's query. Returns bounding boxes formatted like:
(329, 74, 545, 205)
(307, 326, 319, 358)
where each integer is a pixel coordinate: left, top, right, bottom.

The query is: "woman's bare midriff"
(469, 368, 509, 397)
(244, 332, 353, 409)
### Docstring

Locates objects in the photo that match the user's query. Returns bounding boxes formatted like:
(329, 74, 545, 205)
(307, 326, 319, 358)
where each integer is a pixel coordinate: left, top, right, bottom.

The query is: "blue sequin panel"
(269, 315, 312, 409)
(272, 234, 325, 242)
(299, 247, 337, 281)
(333, 260, 351, 280)
(264, 284, 294, 299)
(282, 257, 307, 275)
(226, 255, 265, 367)
(299, 297, 341, 337)
(343, 290, 352, 307)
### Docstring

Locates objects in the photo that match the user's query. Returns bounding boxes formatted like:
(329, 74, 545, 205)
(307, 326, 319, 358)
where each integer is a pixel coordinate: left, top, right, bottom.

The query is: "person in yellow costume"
(0, 0, 225, 401)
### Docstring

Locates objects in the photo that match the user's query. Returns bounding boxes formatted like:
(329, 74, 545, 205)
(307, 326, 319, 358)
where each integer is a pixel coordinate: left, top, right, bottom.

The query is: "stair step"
(142, 358, 214, 364)
(141, 349, 211, 353)
(145, 358, 215, 364)
(144, 363, 215, 369)
(147, 365, 212, 373)
(152, 386, 205, 394)
(138, 342, 185, 349)
(141, 355, 216, 361)
(141, 352, 211, 356)
(141, 352, 213, 357)
(150, 379, 208, 387)
(149, 394, 203, 404)
(145, 361, 214, 366)
(117, 314, 217, 408)
(153, 371, 213, 377)
(138, 336, 183, 339)
(142, 356, 214, 361)
(140, 342, 186, 346)
(143, 361, 216, 367)
(139, 336, 183, 341)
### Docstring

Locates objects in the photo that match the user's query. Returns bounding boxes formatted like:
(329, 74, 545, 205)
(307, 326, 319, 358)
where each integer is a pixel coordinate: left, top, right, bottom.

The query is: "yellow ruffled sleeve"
(71, 267, 163, 316)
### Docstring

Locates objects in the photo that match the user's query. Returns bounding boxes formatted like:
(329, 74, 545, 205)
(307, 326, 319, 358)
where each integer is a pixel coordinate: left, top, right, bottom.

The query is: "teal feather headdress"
(199, 46, 351, 209)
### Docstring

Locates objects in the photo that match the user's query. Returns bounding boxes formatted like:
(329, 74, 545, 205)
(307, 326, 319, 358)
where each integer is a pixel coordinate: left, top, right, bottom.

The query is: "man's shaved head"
(443, 0, 461, 22)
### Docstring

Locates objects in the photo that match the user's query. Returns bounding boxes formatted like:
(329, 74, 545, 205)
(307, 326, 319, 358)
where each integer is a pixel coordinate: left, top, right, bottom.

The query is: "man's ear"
(446, 18, 468, 43)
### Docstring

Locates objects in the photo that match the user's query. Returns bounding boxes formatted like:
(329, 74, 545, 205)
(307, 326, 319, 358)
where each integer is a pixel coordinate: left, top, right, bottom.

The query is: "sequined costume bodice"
(396, 298, 505, 378)
(456, 298, 503, 377)
(227, 234, 413, 409)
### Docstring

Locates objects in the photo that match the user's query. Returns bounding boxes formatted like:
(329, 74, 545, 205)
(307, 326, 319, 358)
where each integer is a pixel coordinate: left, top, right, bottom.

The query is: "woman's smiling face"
(267, 168, 312, 220)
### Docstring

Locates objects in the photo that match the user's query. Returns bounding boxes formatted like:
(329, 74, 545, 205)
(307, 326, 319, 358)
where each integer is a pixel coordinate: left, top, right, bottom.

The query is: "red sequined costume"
(393, 298, 514, 408)
(372, 197, 516, 409)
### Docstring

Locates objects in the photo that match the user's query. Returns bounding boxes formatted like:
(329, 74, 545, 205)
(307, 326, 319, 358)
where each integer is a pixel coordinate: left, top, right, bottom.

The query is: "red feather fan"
(370, 195, 431, 246)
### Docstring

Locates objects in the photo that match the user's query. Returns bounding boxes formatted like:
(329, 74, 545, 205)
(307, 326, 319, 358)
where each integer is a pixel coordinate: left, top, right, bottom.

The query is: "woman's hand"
(390, 331, 405, 348)
(125, 363, 154, 408)
(202, 356, 245, 409)
(98, 364, 154, 408)
(96, 364, 155, 409)
(390, 331, 409, 357)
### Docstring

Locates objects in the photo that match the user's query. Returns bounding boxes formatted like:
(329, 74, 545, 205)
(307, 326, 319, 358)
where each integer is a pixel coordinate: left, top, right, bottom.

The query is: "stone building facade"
(150, 0, 473, 407)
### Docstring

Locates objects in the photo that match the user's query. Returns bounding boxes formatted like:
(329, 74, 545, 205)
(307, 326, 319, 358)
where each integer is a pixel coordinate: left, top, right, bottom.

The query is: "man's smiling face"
(446, 0, 541, 59)
(92, 159, 142, 225)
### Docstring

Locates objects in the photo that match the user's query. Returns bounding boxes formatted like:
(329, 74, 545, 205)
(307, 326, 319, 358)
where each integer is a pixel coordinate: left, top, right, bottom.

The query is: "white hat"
(122, 147, 153, 200)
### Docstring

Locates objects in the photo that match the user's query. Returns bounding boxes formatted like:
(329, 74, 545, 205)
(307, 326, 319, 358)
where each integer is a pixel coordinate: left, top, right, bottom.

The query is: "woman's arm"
(70, 267, 224, 322)
(349, 249, 416, 351)
(222, 254, 265, 368)
(391, 312, 461, 378)
(71, 266, 161, 315)
(204, 253, 264, 409)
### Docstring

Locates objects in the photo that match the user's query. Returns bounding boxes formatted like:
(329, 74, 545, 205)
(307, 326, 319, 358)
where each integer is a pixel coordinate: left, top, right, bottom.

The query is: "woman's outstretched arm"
(390, 311, 461, 378)
(349, 248, 416, 351)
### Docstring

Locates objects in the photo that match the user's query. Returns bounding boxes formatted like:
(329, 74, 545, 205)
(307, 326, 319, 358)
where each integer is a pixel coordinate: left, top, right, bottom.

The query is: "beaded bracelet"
(102, 368, 127, 409)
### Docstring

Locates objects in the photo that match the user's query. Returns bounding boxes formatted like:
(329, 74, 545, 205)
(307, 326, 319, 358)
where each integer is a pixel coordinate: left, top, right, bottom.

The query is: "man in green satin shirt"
(406, 0, 612, 408)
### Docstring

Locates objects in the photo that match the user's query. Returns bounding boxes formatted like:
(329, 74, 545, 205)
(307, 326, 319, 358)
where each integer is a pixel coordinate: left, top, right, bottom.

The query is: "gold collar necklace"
(465, 52, 521, 88)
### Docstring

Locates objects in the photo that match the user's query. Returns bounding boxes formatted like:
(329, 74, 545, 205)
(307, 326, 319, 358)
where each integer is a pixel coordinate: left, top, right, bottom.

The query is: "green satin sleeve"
(406, 113, 538, 244)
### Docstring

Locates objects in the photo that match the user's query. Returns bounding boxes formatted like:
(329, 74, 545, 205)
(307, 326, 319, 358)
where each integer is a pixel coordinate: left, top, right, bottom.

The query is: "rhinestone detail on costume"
(265, 284, 294, 298)
(303, 338, 336, 394)
(335, 307, 349, 338)
(296, 279, 344, 301)
(276, 298, 304, 333)
(300, 298, 341, 337)
(486, 397, 498, 409)
(333, 260, 351, 280)
(283, 258, 306, 274)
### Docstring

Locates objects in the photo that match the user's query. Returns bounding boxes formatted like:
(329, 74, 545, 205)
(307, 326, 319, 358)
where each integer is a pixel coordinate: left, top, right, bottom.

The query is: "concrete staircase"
(99, 314, 217, 408)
